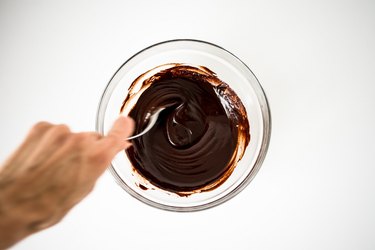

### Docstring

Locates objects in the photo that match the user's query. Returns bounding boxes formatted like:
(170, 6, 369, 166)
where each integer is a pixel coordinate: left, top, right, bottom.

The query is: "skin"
(0, 116, 134, 249)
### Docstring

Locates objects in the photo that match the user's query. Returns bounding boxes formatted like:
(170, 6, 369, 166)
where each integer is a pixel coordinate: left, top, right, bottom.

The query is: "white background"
(1, 0, 374, 249)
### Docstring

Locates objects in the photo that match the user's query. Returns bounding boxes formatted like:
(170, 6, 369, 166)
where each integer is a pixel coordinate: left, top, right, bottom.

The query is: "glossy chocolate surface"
(121, 64, 250, 195)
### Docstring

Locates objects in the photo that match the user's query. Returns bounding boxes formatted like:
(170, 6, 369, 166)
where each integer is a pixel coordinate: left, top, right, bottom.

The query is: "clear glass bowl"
(96, 39, 271, 212)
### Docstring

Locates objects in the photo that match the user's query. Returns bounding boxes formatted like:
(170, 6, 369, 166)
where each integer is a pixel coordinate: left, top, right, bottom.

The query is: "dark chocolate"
(121, 64, 250, 195)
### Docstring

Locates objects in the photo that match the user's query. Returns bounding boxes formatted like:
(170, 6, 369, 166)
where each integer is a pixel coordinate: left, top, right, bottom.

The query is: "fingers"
(2, 117, 135, 193)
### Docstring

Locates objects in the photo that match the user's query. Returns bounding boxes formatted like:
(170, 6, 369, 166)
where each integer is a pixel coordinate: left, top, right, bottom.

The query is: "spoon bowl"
(126, 107, 165, 140)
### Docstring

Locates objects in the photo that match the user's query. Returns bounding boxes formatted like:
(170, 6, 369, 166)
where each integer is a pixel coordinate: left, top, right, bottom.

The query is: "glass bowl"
(96, 39, 271, 212)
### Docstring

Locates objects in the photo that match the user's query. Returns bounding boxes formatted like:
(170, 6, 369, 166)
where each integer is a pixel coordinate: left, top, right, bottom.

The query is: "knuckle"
(33, 121, 51, 130)
(30, 121, 52, 135)
(53, 124, 70, 134)
(48, 124, 71, 142)
(48, 124, 70, 136)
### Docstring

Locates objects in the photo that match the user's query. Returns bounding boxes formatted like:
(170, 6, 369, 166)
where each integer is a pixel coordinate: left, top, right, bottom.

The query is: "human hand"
(0, 117, 134, 249)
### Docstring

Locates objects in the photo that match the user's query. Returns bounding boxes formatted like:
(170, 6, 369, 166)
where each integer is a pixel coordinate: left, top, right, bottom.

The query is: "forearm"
(0, 172, 57, 249)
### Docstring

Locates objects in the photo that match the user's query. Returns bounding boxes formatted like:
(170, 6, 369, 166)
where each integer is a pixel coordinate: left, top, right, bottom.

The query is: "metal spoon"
(126, 107, 166, 140)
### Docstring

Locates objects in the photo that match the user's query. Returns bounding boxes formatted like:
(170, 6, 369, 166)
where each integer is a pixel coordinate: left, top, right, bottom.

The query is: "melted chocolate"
(121, 64, 250, 195)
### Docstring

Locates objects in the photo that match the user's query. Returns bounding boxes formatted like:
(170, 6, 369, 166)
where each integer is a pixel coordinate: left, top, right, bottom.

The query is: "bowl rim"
(96, 39, 272, 212)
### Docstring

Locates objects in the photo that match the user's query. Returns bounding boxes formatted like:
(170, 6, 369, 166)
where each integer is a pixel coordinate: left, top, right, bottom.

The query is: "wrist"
(0, 191, 31, 249)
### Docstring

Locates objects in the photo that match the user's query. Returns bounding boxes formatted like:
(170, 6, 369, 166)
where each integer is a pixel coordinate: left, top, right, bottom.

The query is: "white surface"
(0, 0, 374, 249)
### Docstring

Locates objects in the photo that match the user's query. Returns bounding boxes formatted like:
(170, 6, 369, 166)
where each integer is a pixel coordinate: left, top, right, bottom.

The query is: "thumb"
(106, 116, 135, 150)
(88, 116, 135, 178)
